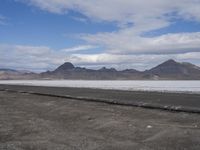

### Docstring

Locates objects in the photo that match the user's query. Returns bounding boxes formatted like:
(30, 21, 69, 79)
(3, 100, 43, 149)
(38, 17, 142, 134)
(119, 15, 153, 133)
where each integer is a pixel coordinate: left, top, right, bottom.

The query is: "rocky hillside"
(1, 60, 200, 80)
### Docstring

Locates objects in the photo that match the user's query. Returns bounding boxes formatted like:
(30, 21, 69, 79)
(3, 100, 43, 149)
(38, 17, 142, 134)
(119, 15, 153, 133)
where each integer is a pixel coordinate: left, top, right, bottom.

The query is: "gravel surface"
(1, 85, 200, 113)
(0, 86, 200, 149)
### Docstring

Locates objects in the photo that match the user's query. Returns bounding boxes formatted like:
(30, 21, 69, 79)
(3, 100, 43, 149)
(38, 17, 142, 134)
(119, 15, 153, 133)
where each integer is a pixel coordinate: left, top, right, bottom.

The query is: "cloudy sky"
(0, 0, 200, 72)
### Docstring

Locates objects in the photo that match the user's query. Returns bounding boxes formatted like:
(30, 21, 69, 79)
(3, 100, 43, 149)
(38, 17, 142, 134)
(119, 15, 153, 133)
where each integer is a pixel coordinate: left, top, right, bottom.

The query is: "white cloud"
(65, 52, 200, 70)
(21, 0, 200, 24)
(82, 32, 200, 54)
(19, 0, 200, 55)
(0, 44, 66, 72)
(61, 45, 97, 53)
(71, 16, 88, 23)
(3, 1, 200, 71)
(1, 44, 200, 72)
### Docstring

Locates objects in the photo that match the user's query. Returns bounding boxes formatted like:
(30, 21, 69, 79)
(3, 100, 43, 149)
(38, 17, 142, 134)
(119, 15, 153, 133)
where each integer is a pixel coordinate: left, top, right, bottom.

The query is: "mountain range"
(1, 59, 200, 80)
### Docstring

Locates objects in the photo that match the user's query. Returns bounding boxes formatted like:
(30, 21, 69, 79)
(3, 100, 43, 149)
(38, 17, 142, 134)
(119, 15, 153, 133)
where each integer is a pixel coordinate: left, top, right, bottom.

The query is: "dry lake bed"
(0, 83, 200, 150)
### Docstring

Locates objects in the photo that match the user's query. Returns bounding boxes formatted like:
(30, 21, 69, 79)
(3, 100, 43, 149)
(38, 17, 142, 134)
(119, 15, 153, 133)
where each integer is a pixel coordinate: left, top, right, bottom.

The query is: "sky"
(0, 0, 200, 72)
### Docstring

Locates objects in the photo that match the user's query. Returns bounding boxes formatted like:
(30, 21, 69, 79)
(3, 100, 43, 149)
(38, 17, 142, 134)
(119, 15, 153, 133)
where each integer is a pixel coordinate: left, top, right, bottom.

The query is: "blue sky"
(0, 0, 200, 72)
(0, 0, 117, 49)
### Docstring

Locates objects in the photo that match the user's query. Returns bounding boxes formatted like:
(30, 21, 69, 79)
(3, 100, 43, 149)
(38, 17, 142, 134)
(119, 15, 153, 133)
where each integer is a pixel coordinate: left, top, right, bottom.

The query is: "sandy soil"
(0, 86, 200, 149)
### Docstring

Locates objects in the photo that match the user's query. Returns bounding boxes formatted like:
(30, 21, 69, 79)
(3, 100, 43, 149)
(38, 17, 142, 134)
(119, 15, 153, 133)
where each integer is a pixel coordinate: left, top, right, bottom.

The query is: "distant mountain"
(0, 68, 37, 80)
(0, 68, 34, 74)
(1, 59, 200, 80)
(98, 67, 117, 72)
(0, 68, 19, 73)
(145, 59, 200, 79)
(40, 62, 141, 80)
(40, 59, 200, 80)
(54, 62, 75, 73)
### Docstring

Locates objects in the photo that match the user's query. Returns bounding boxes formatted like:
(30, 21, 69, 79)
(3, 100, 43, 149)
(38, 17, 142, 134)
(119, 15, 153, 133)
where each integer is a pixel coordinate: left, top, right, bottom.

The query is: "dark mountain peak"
(166, 59, 176, 63)
(146, 59, 200, 78)
(148, 59, 181, 74)
(122, 69, 140, 73)
(54, 62, 75, 72)
(159, 59, 178, 66)
(110, 68, 117, 72)
(99, 67, 107, 70)
(99, 67, 117, 72)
